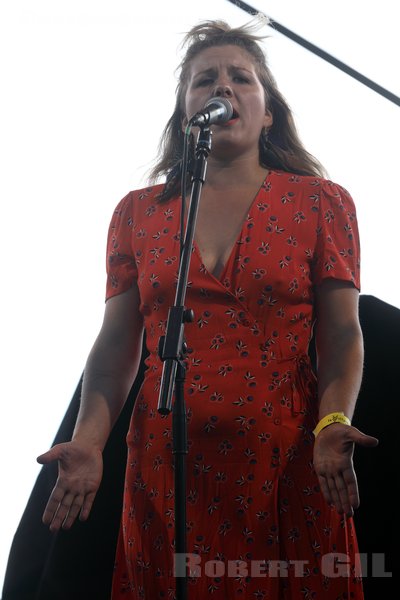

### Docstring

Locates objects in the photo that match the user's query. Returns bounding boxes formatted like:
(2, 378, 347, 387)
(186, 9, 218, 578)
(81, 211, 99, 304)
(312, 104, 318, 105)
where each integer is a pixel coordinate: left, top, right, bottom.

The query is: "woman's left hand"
(313, 423, 378, 517)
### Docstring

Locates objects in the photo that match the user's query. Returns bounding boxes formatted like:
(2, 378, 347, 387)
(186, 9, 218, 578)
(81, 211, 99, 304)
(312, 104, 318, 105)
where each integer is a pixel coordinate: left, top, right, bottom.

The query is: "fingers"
(332, 472, 356, 517)
(318, 468, 359, 518)
(356, 433, 379, 447)
(37, 441, 103, 531)
(43, 489, 87, 531)
(346, 426, 379, 448)
(42, 488, 73, 530)
(37, 448, 59, 465)
(37, 443, 66, 465)
(80, 492, 97, 522)
(314, 424, 378, 517)
(62, 494, 85, 529)
(317, 473, 333, 507)
(342, 467, 360, 511)
(325, 476, 343, 513)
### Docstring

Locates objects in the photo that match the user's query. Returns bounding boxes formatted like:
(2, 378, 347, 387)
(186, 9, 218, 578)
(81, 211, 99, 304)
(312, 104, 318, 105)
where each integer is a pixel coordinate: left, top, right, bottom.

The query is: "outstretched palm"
(313, 424, 378, 517)
(37, 440, 103, 531)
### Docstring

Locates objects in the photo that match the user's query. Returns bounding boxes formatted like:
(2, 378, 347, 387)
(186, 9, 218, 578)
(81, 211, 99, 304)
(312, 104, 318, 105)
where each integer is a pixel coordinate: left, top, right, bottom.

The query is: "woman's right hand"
(36, 286, 144, 532)
(37, 440, 103, 532)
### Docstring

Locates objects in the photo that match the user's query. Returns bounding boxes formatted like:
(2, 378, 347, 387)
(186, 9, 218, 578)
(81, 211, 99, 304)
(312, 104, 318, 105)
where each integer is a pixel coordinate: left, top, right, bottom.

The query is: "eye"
(233, 75, 250, 84)
(196, 78, 214, 87)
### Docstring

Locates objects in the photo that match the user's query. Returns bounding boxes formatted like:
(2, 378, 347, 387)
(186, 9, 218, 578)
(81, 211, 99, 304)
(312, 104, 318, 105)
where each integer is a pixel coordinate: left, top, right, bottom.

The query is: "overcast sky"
(1, 0, 399, 588)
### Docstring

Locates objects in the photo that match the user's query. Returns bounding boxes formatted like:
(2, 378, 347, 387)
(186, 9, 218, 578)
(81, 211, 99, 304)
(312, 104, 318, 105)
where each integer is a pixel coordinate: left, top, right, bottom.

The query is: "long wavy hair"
(149, 20, 326, 201)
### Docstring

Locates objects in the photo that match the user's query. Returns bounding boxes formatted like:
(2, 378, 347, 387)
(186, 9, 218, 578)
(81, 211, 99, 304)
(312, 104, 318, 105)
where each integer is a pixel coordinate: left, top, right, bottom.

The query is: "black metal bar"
(157, 127, 213, 599)
(173, 360, 188, 600)
(226, 0, 400, 107)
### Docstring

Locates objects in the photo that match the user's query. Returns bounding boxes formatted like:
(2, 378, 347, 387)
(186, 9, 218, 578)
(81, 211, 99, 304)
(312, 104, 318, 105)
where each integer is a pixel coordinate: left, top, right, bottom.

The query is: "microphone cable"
(226, 0, 400, 107)
(180, 123, 193, 260)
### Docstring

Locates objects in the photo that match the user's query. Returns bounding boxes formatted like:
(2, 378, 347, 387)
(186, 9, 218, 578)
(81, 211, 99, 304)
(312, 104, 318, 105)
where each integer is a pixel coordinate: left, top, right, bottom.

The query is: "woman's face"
(183, 44, 273, 160)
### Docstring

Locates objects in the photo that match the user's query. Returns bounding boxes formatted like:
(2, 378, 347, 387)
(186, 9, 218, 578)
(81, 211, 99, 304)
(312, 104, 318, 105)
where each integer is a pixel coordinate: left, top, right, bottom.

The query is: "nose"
(213, 84, 233, 98)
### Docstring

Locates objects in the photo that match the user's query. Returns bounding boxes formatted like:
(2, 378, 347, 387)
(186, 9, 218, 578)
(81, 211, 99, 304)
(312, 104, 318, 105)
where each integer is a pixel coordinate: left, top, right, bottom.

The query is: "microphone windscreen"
(204, 97, 233, 121)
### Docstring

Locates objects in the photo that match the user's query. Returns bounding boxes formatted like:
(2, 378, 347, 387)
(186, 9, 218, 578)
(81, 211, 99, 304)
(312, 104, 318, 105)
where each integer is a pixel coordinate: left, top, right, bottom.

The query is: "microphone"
(189, 97, 233, 127)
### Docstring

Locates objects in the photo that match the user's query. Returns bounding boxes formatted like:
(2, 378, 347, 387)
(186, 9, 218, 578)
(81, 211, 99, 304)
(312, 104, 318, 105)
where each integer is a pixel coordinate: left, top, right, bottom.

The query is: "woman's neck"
(204, 154, 268, 191)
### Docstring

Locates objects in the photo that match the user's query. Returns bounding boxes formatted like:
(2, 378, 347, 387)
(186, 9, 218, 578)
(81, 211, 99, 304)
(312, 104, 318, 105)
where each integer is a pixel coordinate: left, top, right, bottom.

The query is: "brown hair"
(149, 20, 326, 201)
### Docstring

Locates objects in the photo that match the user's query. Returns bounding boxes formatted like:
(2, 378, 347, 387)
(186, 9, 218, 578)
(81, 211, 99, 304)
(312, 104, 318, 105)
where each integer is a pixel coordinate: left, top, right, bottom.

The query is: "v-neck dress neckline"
(188, 170, 274, 285)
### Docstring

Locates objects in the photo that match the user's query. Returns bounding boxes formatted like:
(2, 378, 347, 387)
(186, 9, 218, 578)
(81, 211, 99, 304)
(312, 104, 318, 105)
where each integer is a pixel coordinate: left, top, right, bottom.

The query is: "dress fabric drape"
(106, 170, 363, 599)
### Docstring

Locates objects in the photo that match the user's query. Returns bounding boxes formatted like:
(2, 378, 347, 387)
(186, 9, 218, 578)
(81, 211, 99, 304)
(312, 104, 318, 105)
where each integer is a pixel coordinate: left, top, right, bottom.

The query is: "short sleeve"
(312, 180, 360, 289)
(105, 192, 138, 301)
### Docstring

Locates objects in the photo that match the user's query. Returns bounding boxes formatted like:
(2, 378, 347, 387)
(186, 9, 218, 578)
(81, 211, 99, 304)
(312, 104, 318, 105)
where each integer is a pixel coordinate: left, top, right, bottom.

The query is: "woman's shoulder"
(270, 170, 354, 202)
(270, 169, 342, 188)
(122, 183, 166, 204)
(109, 182, 181, 234)
(112, 182, 177, 214)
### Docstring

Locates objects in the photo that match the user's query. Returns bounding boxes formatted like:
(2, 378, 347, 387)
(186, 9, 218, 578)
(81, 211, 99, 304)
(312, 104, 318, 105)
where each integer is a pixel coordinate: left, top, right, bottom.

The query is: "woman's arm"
(314, 279, 363, 419)
(313, 279, 378, 517)
(37, 284, 144, 531)
(73, 284, 144, 450)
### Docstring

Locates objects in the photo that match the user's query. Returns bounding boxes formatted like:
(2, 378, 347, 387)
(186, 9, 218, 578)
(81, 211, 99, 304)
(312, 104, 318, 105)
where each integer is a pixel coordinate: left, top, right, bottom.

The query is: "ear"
(263, 108, 273, 129)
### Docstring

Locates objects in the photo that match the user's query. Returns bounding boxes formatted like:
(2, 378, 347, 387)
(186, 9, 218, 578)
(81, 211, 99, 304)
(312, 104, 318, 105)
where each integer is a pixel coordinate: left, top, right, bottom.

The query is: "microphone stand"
(157, 125, 212, 600)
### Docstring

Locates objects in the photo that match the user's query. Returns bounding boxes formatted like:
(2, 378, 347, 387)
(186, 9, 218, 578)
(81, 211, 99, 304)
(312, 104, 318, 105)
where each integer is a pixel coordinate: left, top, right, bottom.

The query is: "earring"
(261, 127, 272, 149)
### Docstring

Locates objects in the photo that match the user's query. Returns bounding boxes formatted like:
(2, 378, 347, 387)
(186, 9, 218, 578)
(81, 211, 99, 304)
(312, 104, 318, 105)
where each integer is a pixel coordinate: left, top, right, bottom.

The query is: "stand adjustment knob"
(184, 309, 195, 323)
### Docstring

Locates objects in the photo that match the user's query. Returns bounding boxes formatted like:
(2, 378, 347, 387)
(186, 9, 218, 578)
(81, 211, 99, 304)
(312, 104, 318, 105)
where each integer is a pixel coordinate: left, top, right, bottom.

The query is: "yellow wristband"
(313, 412, 351, 437)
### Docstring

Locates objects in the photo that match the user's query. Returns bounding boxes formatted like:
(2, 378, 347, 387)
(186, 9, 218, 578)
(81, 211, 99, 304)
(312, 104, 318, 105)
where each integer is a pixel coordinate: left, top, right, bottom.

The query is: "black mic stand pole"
(157, 126, 212, 600)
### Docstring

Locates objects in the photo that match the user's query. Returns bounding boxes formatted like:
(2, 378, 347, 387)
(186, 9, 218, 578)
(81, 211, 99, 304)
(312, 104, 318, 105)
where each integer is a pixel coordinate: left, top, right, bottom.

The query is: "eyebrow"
(192, 65, 253, 79)
(192, 67, 216, 79)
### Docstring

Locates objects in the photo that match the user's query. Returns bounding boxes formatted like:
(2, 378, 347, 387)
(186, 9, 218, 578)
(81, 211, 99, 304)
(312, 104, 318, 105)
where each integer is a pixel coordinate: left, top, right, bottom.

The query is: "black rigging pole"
(226, 0, 400, 107)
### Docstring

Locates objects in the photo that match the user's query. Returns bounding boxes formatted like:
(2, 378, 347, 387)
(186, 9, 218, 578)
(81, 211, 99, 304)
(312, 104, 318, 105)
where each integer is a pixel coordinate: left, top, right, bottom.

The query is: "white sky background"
(1, 0, 399, 589)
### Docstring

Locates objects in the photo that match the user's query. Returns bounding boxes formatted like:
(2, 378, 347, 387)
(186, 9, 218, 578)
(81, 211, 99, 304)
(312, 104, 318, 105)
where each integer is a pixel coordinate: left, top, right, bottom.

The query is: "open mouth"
(214, 107, 240, 127)
(219, 108, 239, 125)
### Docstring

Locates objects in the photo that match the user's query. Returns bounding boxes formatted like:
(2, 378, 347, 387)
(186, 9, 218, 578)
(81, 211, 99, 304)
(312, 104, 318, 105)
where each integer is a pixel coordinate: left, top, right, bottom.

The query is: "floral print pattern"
(107, 171, 362, 599)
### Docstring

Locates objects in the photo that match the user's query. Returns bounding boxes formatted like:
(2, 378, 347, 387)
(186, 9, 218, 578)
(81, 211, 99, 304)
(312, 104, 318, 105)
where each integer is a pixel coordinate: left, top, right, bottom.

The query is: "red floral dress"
(106, 170, 363, 599)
